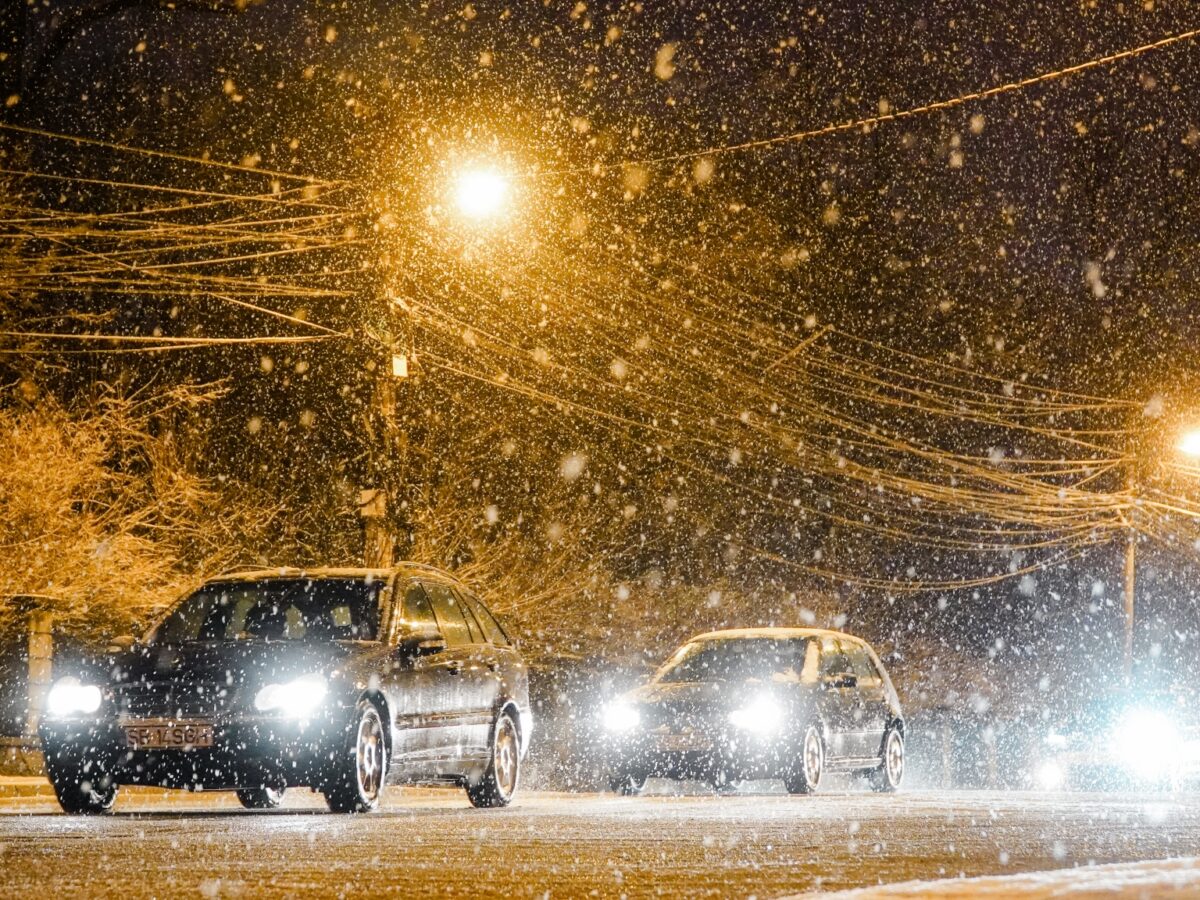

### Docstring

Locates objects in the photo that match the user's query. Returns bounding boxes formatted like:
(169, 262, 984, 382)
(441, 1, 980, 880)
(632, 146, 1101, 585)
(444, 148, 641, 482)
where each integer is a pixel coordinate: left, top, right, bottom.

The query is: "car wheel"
(236, 785, 285, 809)
(46, 760, 118, 815)
(607, 769, 648, 796)
(466, 711, 521, 808)
(869, 728, 904, 793)
(785, 724, 824, 795)
(324, 701, 388, 813)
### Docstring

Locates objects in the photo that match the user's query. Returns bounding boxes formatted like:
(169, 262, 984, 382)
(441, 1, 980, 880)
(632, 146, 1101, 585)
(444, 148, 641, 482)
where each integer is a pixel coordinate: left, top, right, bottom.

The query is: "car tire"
(324, 700, 388, 814)
(236, 785, 285, 809)
(784, 724, 824, 795)
(608, 769, 648, 796)
(46, 759, 118, 815)
(869, 727, 904, 793)
(466, 711, 521, 808)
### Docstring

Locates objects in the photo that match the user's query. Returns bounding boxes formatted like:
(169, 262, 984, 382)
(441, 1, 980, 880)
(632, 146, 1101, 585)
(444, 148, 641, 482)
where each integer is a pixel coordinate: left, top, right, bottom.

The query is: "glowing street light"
(453, 168, 508, 220)
(1177, 428, 1200, 458)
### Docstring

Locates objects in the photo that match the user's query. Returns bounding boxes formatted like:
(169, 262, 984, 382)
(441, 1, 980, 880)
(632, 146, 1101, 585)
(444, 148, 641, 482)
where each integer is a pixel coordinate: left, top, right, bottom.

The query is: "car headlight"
(1036, 760, 1066, 790)
(729, 695, 783, 735)
(46, 676, 103, 717)
(1113, 707, 1183, 780)
(601, 700, 641, 733)
(254, 674, 328, 717)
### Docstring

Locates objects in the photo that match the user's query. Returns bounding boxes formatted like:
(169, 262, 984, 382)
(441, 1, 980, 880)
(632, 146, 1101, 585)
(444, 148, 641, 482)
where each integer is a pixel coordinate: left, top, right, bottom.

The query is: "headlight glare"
(602, 700, 641, 733)
(729, 695, 784, 735)
(46, 677, 103, 716)
(255, 673, 328, 717)
(1113, 707, 1183, 781)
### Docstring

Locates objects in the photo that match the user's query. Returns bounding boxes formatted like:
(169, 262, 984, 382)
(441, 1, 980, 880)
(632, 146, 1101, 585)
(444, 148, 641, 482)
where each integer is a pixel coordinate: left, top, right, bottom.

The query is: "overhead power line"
(569, 25, 1200, 172)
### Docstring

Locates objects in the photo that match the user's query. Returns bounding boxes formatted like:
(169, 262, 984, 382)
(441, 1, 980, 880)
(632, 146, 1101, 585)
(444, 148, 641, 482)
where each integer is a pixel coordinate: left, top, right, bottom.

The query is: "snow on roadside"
(785, 857, 1200, 899)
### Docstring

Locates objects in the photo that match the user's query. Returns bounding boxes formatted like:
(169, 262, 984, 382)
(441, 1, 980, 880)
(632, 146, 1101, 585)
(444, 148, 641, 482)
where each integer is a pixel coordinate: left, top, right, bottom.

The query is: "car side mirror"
(822, 673, 857, 690)
(107, 634, 135, 653)
(395, 627, 446, 658)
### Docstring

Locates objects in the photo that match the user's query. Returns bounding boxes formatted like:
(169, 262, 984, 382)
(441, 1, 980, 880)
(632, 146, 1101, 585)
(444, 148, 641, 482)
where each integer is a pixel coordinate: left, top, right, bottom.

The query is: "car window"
(399, 583, 440, 637)
(819, 637, 853, 677)
(460, 591, 511, 647)
(424, 583, 473, 647)
(846, 642, 882, 687)
(454, 590, 488, 644)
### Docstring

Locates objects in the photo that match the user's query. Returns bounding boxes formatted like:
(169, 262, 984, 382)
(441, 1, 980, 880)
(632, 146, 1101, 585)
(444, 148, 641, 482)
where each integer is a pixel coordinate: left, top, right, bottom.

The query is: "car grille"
(115, 680, 233, 719)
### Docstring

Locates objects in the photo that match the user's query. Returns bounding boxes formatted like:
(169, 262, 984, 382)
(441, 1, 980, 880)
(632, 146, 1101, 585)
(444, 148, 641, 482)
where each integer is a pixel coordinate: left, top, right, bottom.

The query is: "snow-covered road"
(0, 786, 1197, 897)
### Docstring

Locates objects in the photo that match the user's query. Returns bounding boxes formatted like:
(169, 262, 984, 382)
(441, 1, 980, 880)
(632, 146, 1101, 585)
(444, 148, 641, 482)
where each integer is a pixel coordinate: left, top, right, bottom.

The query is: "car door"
(816, 637, 860, 760)
(452, 587, 507, 758)
(385, 580, 461, 767)
(423, 582, 483, 759)
(845, 640, 889, 759)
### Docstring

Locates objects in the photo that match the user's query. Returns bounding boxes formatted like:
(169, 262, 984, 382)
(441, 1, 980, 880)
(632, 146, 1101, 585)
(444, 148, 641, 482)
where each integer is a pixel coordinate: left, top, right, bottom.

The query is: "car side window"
(424, 583, 473, 647)
(454, 589, 488, 645)
(460, 591, 511, 647)
(819, 638, 853, 677)
(846, 643, 882, 687)
(399, 583, 440, 638)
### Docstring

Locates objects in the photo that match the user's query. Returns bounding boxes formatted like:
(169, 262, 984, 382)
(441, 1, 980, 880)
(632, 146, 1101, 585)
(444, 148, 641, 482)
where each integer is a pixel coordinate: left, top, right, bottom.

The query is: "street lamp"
(453, 168, 508, 220)
(1177, 429, 1200, 458)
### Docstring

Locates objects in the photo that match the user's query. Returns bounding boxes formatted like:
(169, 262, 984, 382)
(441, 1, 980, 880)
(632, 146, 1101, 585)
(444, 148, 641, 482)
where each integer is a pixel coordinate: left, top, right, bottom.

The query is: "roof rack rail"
(216, 564, 300, 577)
(394, 560, 460, 579)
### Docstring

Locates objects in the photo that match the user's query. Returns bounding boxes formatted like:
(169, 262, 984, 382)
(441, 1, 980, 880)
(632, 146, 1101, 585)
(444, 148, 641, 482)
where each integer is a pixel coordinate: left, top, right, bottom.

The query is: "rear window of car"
(459, 590, 511, 647)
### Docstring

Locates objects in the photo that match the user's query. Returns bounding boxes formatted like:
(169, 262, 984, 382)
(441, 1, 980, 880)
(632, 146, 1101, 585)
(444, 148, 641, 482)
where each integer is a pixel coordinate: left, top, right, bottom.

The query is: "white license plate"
(655, 732, 710, 752)
(122, 721, 214, 750)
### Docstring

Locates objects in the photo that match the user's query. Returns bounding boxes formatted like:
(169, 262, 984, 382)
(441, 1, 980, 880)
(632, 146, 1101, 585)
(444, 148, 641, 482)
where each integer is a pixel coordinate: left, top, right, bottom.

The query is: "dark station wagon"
(39, 565, 531, 813)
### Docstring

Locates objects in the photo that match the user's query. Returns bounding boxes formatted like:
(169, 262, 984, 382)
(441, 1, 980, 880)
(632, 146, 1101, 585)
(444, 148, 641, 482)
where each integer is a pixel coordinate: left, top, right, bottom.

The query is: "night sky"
(5, 1, 1200, 700)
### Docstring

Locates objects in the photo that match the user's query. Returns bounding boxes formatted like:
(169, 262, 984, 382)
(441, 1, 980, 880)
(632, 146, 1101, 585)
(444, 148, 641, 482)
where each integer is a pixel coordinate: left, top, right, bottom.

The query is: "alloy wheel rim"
(886, 732, 904, 785)
(804, 728, 822, 784)
(356, 709, 385, 801)
(494, 718, 519, 797)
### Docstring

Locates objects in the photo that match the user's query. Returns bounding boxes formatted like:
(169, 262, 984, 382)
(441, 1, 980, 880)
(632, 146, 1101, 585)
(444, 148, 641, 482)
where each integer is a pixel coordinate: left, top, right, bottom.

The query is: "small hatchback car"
(601, 628, 903, 794)
(40, 565, 531, 814)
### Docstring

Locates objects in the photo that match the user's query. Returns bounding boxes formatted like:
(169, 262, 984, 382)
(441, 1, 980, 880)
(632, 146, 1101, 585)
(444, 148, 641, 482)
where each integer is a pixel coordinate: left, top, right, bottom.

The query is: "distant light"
(1178, 429, 1200, 458)
(454, 168, 507, 219)
(1036, 760, 1066, 791)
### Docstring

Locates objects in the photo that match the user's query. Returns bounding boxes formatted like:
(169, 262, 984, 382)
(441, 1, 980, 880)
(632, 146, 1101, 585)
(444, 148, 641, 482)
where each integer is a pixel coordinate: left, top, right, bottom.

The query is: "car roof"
(206, 562, 463, 585)
(686, 626, 871, 646)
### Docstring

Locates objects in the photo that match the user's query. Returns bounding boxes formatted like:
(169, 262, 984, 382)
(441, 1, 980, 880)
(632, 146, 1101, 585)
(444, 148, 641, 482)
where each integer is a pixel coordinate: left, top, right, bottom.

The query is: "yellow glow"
(454, 168, 508, 219)
(1179, 429, 1200, 458)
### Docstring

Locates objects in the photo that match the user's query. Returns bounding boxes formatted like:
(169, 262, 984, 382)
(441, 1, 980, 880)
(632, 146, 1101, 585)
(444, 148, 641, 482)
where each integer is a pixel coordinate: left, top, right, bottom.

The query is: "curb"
(0, 777, 53, 798)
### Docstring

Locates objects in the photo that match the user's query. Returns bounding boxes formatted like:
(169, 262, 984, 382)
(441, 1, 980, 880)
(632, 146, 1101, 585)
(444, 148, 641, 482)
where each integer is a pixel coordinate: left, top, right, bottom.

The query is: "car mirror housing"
(107, 634, 135, 653)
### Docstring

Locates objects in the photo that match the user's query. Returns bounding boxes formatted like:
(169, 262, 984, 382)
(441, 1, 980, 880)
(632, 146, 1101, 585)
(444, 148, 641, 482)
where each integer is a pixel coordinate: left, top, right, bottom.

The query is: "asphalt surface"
(0, 785, 1199, 898)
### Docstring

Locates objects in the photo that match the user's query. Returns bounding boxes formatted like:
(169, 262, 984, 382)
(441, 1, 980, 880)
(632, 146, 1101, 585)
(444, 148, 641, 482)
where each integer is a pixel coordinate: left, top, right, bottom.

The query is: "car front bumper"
(39, 713, 350, 790)
(607, 727, 802, 781)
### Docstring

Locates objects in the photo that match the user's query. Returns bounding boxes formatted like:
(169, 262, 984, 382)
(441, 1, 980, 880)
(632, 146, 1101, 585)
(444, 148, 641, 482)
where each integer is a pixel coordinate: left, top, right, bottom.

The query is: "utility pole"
(1122, 522, 1136, 681)
(358, 225, 412, 568)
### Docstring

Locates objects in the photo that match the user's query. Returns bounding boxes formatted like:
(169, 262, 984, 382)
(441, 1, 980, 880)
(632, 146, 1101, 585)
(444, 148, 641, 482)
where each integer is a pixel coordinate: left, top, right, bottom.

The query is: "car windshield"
(656, 637, 818, 684)
(149, 578, 382, 644)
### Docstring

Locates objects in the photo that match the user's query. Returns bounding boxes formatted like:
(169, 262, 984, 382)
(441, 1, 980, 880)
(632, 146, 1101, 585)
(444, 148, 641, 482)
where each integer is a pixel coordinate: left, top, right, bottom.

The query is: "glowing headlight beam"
(601, 700, 641, 733)
(255, 673, 328, 717)
(1113, 707, 1184, 781)
(46, 676, 102, 716)
(728, 695, 784, 735)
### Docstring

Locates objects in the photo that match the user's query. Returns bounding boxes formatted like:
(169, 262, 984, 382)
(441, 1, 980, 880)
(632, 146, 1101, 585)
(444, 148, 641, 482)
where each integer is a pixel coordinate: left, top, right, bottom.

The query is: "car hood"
(625, 679, 810, 719)
(104, 640, 368, 688)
